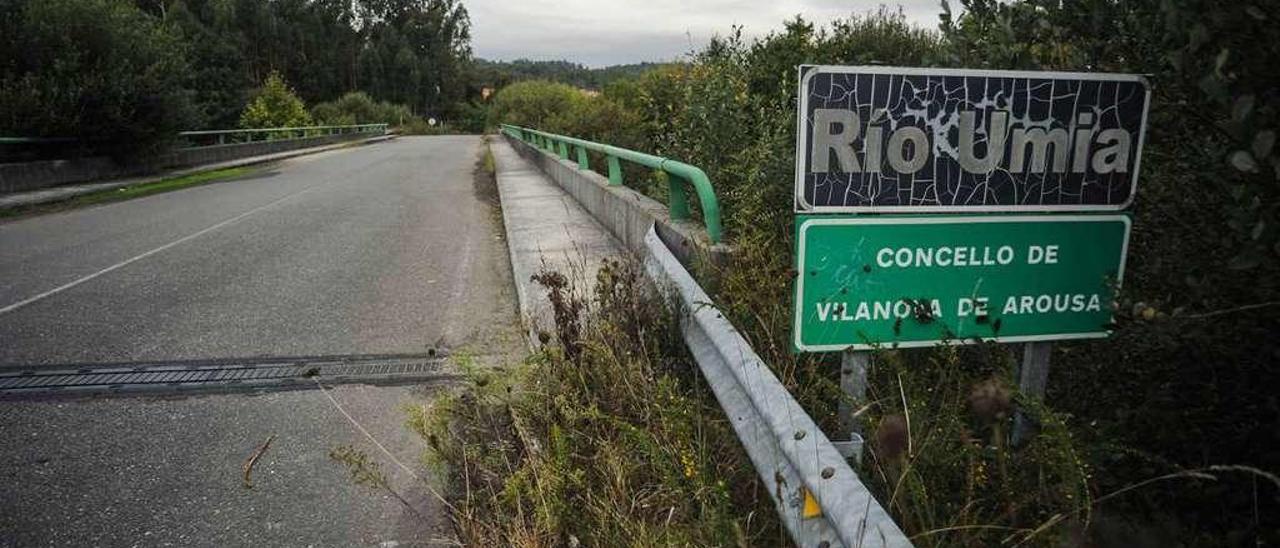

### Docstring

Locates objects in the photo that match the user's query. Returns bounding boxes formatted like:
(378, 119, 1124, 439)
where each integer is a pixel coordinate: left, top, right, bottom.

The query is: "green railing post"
(668, 173, 690, 220)
(607, 155, 623, 185)
(502, 124, 722, 243)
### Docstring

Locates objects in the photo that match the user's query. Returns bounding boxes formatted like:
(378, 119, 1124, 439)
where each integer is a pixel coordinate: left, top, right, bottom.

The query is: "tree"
(0, 0, 196, 154)
(239, 71, 312, 128)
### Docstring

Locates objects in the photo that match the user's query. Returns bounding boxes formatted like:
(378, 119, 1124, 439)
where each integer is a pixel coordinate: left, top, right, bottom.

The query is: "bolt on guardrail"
(500, 123, 723, 244)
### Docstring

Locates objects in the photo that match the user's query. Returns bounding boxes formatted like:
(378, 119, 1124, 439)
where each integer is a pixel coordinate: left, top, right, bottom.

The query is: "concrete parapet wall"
(503, 134, 730, 278)
(1, 133, 369, 193)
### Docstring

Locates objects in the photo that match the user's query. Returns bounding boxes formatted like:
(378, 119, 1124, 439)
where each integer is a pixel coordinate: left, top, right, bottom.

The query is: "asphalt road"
(0, 136, 522, 546)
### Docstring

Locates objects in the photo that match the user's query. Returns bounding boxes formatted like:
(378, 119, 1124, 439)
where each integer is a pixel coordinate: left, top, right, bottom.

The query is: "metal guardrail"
(641, 224, 912, 547)
(500, 124, 723, 244)
(178, 123, 387, 147)
(2, 125, 387, 149)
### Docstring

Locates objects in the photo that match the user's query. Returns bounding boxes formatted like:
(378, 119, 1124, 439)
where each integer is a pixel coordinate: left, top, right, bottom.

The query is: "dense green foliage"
(1, 0, 474, 156)
(488, 4, 1279, 545)
(148, 0, 473, 126)
(469, 59, 665, 90)
(0, 0, 196, 153)
(238, 71, 312, 129)
(311, 92, 414, 126)
(487, 80, 638, 143)
(939, 1, 1280, 543)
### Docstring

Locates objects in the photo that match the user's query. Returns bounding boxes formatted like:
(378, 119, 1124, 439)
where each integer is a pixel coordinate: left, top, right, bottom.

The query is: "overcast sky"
(466, 1, 947, 68)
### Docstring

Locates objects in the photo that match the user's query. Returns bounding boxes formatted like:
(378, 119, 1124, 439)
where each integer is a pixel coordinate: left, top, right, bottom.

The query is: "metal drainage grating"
(0, 353, 455, 398)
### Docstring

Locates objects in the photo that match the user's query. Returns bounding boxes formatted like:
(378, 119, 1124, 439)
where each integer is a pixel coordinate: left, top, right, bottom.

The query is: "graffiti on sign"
(795, 66, 1150, 212)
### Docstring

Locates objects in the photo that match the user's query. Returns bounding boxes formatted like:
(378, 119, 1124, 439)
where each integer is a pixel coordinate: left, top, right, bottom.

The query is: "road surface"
(0, 136, 522, 546)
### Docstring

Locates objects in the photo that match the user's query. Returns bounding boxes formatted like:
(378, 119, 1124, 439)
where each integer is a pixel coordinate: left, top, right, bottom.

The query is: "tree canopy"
(0, 0, 475, 154)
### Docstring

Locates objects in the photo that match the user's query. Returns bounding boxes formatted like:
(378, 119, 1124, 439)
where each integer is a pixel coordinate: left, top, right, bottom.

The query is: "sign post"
(835, 350, 869, 460)
(1014, 341, 1053, 445)
(791, 65, 1149, 453)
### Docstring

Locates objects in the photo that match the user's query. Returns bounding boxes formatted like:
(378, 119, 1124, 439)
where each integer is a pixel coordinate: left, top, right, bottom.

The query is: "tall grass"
(416, 260, 781, 546)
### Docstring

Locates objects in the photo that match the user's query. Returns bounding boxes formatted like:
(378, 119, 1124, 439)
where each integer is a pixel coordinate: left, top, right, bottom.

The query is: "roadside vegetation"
(431, 2, 1279, 546)
(416, 260, 781, 546)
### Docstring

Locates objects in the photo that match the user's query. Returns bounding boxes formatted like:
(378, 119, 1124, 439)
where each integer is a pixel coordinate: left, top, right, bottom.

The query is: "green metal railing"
(500, 124, 723, 244)
(178, 123, 387, 147)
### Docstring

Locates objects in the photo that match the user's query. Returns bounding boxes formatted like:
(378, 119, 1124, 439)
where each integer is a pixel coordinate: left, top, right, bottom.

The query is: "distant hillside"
(469, 59, 670, 90)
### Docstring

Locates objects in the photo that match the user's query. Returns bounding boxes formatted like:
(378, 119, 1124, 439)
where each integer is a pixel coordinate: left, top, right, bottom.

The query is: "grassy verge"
(1, 165, 262, 220)
(415, 260, 783, 546)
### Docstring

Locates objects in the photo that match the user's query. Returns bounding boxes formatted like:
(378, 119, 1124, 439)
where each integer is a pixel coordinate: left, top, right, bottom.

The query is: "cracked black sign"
(795, 66, 1150, 212)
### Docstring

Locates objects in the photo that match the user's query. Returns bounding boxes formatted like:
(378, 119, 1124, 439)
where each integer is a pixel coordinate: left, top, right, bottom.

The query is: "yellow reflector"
(802, 488, 822, 519)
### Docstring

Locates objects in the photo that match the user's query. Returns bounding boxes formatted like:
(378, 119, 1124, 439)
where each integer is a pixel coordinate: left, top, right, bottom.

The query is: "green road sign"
(793, 215, 1131, 352)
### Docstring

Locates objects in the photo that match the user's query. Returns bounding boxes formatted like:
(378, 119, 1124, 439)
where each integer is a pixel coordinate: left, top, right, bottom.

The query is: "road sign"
(795, 66, 1150, 213)
(792, 215, 1130, 352)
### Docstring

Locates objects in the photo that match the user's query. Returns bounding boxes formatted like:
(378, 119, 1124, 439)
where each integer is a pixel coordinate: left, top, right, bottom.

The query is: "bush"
(311, 91, 416, 127)
(487, 80, 583, 132)
(239, 71, 312, 129)
(453, 100, 491, 133)
(0, 0, 196, 155)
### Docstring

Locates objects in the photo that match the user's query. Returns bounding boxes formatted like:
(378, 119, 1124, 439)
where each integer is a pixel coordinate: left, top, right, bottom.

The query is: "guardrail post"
(557, 141, 570, 160)
(607, 155, 623, 185)
(668, 173, 690, 220)
(575, 146, 589, 169)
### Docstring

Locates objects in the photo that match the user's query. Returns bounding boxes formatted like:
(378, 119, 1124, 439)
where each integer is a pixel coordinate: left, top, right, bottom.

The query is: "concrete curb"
(489, 136, 627, 349)
(0, 134, 396, 210)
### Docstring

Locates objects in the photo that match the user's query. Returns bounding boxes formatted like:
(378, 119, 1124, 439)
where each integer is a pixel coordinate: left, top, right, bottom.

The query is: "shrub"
(311, 91, 416, 127)
(239, 71, 312, 129)
(487, 80, 584, 132)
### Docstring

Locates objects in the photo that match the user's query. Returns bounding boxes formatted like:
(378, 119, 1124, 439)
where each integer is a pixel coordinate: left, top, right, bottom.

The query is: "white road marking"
(0, 186, 320, 316)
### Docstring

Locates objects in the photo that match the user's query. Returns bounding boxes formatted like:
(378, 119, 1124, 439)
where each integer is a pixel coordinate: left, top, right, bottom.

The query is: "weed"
(421, 259, 779, 546)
